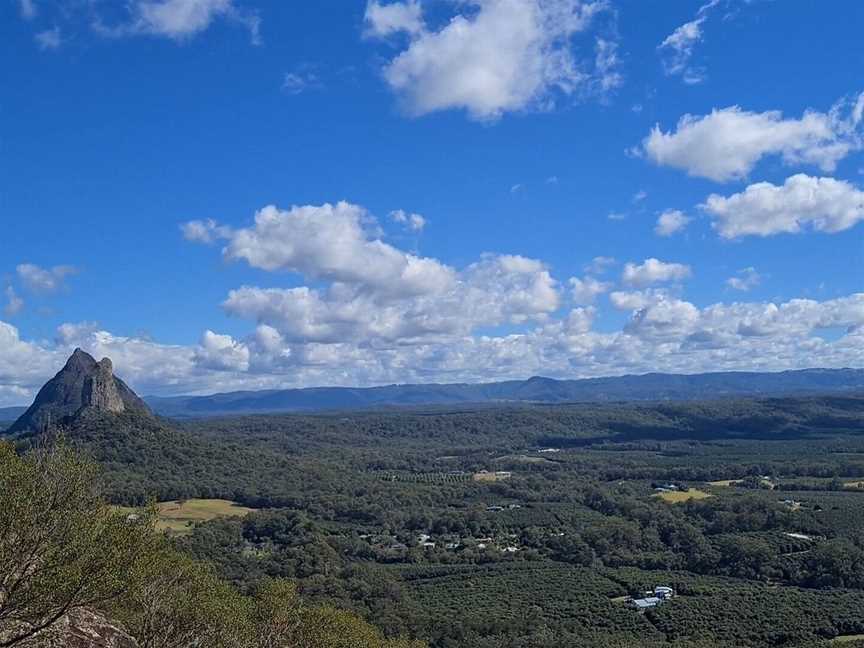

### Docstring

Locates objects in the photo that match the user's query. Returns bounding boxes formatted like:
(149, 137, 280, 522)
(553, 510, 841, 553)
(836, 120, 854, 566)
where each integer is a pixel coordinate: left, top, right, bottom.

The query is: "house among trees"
(627, 586, 675, 612)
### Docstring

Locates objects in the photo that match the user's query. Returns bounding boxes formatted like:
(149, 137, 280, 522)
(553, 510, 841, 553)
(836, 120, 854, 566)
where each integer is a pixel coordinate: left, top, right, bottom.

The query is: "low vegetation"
(0, 440, 425, 648)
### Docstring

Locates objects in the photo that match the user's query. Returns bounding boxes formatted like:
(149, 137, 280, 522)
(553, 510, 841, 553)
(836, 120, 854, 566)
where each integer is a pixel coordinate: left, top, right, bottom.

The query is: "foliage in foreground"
(0, 440, 425, 648)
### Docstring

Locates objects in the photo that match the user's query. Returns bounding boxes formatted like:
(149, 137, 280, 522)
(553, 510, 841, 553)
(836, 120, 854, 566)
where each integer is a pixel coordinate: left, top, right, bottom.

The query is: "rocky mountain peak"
(8, 349, 152, 434)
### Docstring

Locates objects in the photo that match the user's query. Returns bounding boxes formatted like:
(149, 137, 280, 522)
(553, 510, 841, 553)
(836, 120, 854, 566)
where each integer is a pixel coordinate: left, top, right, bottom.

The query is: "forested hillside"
(6, 394, 864, 646)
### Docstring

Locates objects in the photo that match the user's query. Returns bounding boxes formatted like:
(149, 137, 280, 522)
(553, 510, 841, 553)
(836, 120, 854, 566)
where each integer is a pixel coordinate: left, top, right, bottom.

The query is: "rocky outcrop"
(8, 609, 138, 648)
(8, 349, 152, 434)
(84, 358, 126, 413)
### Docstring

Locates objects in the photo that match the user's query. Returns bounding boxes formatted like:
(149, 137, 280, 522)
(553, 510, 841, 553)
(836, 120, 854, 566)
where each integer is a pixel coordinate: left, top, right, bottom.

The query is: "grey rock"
(8, 349, 152, 434)
(16, 608, 139, 648)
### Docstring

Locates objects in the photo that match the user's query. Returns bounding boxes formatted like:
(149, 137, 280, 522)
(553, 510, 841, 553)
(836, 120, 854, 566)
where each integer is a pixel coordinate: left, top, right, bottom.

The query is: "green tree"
(0, 441, 157, 647)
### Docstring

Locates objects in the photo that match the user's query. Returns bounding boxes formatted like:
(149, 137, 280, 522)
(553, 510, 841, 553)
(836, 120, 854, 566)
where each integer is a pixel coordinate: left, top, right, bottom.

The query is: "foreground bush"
(0, 440, 424, 648)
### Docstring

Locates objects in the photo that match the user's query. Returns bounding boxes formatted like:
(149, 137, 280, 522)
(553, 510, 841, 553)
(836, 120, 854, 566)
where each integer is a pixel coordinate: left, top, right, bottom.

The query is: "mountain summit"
(8, 349, 151, 434)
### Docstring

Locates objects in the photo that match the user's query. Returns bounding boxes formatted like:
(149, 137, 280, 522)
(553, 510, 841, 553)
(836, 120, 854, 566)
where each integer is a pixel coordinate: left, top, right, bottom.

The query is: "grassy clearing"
(709, 479, 742, 487)
(832, 634, 864, 644)
(114, 498, 256, 535)
(655, 489, 712, 503)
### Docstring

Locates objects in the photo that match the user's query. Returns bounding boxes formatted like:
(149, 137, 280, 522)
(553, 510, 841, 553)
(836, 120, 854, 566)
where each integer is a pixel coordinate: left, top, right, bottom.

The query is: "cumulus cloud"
(367, 0, 611, 120)
(569, 276, 611, 305)
(194, 330, 250, 371)
(222, 253, 560, 344)
(621, 258, 691, 287)
(702, 174, 864, 239)
(95, 0, 260, 43)
(654, 209, 690, 237)
(639, 92, 864, 182)
(4, 291, 864, 407)
(184, 202, 455, 298)
(184, 202, 559, 347)
(609, 289, 665, 312)
(16, 263, 77, 294)
(624, 297, 700, 340)
(0, 321, 59, 406)
(364, 0, 424, 37)
(726, 267, 762, 292)
(657, 0, 720, 84)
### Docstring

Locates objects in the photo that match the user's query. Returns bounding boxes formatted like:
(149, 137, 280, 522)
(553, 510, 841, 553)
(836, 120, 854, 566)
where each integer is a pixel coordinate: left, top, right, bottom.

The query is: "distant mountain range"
(140, 368, 864, 418)
(0, 406, 26, 423)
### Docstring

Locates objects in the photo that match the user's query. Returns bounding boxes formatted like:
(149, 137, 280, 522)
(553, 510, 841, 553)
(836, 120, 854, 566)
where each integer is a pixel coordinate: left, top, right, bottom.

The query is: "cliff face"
(8, 349, 152, 434)
(83, 358, 126, 413)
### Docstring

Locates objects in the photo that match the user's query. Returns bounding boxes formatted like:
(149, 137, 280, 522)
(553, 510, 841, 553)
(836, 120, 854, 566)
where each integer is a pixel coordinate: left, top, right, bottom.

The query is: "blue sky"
(1, 0, 863, 405)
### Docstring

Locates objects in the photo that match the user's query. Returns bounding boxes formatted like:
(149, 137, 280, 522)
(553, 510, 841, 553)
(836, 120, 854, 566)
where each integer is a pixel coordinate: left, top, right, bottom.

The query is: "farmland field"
(655, 488, 712, 503)
(116, 498, 256, 535)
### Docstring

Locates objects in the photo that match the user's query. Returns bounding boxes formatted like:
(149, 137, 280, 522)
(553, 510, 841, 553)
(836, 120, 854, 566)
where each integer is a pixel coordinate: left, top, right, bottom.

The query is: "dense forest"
(4, 394, 864, 646)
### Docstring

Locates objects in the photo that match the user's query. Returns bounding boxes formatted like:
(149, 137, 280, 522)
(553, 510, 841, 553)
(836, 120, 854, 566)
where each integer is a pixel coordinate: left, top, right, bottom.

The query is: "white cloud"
(364, 0, 424, 37)
(569, 276, 611, 305)
(185, 202, 560, 347)
(632, 189, 647, 203)
(726, 267, 762, 292)
(3, 288, 24, 318)
(389, 209, 426, 231)
(180, 218, 232, 243)
(34, 26, 62, 50)
(368, 0, 609, 120)
(16, 263, 77, 294)
(4, 291, 864, 407)
(194, 330, 250, 371)
(222, 253, 560, 344)
(0, 321, 59, 406)
(658, 0, 720, 84)
(654, 209, 690, 237)
(639, 93, 864, 182)
(624, 297, 701, 340)
(95, 0, 260, 43)
(592, 37, 622, 94)
(185, 202, 455, 298)
(702, 174, 864, 239)
(621, 258, 691, 287)
(609, 289, 666, 311)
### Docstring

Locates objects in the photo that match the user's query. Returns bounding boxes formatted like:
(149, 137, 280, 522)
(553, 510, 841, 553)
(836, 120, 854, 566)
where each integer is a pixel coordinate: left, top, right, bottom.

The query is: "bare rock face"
(8, 349, 152, 434)
(17, 609, 139, 648)
(84, 358, 126, 413)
